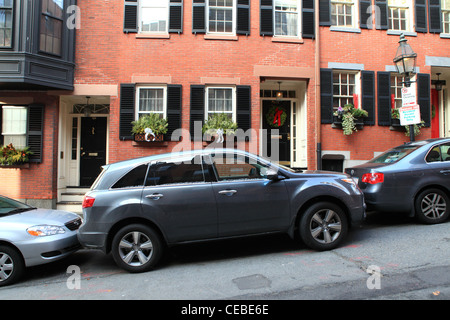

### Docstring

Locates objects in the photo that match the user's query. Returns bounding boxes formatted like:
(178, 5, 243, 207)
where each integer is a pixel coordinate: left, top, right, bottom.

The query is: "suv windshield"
(368, 145, 420, 164)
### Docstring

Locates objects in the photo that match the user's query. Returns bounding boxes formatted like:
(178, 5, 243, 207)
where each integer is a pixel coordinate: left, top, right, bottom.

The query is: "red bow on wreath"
(273, 108, 283, 127)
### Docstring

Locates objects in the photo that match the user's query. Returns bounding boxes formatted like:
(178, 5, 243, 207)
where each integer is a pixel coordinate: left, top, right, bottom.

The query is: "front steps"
(57, 187, 89, 216)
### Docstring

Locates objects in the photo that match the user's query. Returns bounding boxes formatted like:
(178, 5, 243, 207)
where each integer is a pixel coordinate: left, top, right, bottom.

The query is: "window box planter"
(133, 133, 165, 142)
(0, 163, 30, 169)
(331, 116, 364, 129)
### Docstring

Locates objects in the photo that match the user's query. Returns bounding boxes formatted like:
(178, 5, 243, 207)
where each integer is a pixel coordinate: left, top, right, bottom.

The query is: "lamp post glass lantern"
(393, 34, 418, 141)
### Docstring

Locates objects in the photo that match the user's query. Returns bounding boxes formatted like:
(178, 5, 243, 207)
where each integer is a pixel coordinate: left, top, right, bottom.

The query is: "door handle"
(146, 193, 164, 200)
(440, 170, 450, 174)
(218, 190, 237, 196)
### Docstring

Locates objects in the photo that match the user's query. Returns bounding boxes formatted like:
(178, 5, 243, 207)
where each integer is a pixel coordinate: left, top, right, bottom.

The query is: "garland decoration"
(265, 105, 287, 128)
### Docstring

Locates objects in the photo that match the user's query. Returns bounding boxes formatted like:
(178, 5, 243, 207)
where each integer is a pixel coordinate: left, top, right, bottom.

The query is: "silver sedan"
(0, 196, 81, 287)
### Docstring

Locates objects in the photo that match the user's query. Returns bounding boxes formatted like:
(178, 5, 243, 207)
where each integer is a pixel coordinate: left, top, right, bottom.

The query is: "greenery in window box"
(0, 144, 33, 166)
(333, 104, 368, 135)
(131, 113, 168, 141)
(202, 113, 238, 137)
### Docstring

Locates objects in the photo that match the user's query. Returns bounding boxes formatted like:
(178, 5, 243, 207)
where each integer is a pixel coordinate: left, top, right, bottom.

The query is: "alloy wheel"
(420, 193, 447, 220)
(0, 252, 14, 283)
(309, 209, 343, 244)
(118, 231, 154, 267)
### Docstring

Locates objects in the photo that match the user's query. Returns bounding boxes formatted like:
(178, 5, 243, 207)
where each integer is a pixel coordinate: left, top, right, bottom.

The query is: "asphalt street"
(0, 211, 449, 302)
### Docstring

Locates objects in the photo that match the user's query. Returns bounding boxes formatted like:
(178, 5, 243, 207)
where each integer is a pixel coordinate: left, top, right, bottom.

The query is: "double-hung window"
(136, 86, 167, 119)
(443, 0, 450, 34)
(40, 0, 64, 56)
(0, 0, 13, 48)
(207, 0, 235, 34)
(331, 0, 355, 28)
(333, 72, 357, 111)
(388, 0, 412, 32)
(139, 0, 169, 33)
(274, 0, 300, 37)
(1, 106, 27, 149)
(391, 74, 405, 109)
(206, 87, 235, 121)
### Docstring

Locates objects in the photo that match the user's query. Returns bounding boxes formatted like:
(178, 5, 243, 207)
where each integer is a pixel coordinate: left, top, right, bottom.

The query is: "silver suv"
(78, 149, 365, 273)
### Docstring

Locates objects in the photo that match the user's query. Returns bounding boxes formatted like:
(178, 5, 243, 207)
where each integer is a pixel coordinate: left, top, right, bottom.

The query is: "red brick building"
(1, 0, 449, 210)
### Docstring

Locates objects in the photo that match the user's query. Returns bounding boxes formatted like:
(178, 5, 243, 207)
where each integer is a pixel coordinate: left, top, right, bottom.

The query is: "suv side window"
(210, 153, 272, 181)
(145, 155, 206, 186)
(112, 164, 149, 189)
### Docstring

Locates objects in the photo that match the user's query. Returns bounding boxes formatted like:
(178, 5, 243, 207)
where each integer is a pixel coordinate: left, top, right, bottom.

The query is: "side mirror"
(266, 169, 284, 181)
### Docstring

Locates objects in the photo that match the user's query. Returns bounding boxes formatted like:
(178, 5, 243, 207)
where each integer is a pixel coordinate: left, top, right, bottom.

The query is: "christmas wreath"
(265, 105, 287, 128)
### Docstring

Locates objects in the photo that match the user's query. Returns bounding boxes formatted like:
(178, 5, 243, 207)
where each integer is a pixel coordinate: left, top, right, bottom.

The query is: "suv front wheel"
(299, 202, 348, 251)
(111, 224, 164, 273)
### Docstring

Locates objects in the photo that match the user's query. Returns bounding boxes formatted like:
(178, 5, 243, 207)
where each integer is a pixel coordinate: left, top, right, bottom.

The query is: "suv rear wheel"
(299, 202, 348, 251)
(111, 224, 164, 273)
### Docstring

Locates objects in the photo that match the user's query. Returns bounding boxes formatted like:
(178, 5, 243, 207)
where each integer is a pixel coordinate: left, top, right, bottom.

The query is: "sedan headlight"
(27, 225, 66, 237)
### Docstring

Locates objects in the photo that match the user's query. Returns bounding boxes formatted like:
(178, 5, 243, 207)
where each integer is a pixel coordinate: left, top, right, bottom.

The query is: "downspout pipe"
(314, 0, 322, 170)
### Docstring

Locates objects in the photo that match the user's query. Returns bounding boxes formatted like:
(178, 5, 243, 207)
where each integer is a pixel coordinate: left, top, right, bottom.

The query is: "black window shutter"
(360, 0, 372, 29)
(237, 0, 250, 35)
(429, 0, 442, 33)
(190, 85, 205, 141)
(167, 85, 182, 141)
(377, 72, 391, 126)
(375, 0, 388, 30)
(415, 0, 427, 33)
(0, 106, 3, 146)
(320, 69, 333, 124)
(417, 73, 431, 127)
(192, 0, 206, 34)
(27, 104, 44, 163)
(169, 0, 183, 34)
(361, 71, 375, 125)
(302, 0, 315, 38)
(236, 86, 251, 133)
(319, 0, 331, 26)
(260, 0, 273, 36)
(120, 84, 136, 140)
(124, 0, 138, 33)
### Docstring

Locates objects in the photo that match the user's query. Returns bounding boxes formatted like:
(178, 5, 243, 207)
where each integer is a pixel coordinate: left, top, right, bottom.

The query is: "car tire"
(0, 245, 25, 287)
(111, 224, 164, 273)
(415, 188, 450, 224)
(299, 202, 348, 251)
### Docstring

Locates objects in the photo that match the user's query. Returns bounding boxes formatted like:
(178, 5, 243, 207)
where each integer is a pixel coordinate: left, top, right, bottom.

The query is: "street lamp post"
(393, 34, 418, 141)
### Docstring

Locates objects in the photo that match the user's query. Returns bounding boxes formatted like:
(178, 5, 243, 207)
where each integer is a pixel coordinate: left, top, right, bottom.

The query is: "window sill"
(0, 163, 30, 169)
(387, 30, 417, 37)
(135, 33, 171, 39)
(203, 34, 238, 41)
(132, 141, 169, 147)
(330, 26, 361, 33)
(271, 37, 303, 44)
(440, 33, 450, 39)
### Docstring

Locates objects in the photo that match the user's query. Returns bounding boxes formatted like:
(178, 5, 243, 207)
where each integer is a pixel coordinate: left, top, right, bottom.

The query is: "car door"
(208, 152, 290, 237)
(425, 142, 450, 182)
(141, 154, 217, 243)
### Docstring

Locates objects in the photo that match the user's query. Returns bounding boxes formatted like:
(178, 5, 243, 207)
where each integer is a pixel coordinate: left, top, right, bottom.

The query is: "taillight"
(361, 172, 384, 184)
(82, 195, 95, 208)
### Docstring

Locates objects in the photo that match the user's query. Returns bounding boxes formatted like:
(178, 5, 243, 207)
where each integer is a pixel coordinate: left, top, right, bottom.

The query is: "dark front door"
(80, 117, 107, 187)
(262, 100, 291, 165)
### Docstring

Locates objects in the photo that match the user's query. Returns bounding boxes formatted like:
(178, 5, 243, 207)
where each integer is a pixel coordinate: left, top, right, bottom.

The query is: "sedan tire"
(415, 188, 450, 224)
(0, 245, 25, 287)
(299, 202, 348, 251)
(111, 224, 164, 273)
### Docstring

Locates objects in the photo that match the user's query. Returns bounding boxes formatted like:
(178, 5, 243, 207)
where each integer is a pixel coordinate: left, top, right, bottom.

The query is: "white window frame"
(443, 0, 450, 34)
(207, 0, 236, 35)
(1, 106, 28, 149)
(388, 0, 413, 32)
(273, 0, 302, 38)
(135, 86, 167, 120)
(332, 71, 360, 111)
(205, 86, 236, 122)
(138, 0, 169, 34)
(330, 0, 357, 28)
